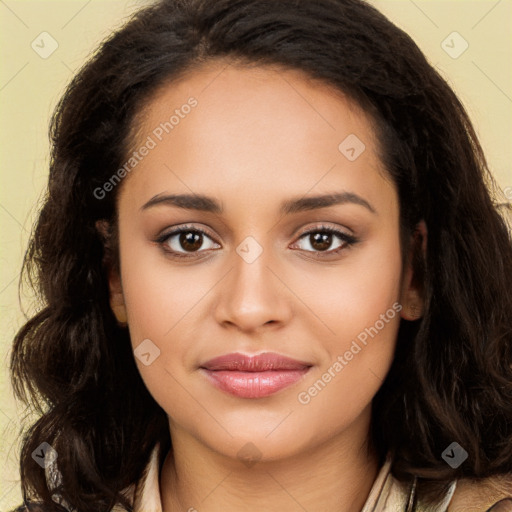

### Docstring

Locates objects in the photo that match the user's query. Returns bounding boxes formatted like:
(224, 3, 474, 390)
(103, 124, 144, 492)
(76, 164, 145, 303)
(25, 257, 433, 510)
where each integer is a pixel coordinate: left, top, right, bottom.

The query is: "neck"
(160, 409, 380, 512)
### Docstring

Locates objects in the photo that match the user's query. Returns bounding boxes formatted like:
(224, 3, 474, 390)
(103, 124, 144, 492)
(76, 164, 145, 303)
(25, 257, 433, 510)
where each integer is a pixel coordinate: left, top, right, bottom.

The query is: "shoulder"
(447, 474, 512, 512)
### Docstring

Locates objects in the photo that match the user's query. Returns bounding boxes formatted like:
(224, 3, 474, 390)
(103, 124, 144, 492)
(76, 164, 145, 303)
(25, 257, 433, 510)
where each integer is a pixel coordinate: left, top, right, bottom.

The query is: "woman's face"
(111, 61, 416, 462)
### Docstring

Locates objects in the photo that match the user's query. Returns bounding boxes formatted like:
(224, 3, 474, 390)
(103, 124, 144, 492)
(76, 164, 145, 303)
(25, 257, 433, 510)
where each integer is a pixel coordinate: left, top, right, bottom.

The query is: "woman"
(10, 0, 512, 510)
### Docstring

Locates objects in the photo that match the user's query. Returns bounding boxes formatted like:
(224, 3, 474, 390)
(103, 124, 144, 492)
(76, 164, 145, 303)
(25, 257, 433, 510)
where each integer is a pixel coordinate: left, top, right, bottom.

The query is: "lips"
(200, 352, 312, 398)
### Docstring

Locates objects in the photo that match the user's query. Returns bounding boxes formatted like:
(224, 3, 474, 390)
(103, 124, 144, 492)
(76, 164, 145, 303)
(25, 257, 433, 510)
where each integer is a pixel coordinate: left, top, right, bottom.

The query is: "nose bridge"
(214, 232, 290, 331)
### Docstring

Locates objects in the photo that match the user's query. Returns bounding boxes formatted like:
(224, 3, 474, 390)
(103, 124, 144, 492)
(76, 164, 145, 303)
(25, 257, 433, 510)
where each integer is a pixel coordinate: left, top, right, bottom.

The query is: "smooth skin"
(106, 60, 425, 512)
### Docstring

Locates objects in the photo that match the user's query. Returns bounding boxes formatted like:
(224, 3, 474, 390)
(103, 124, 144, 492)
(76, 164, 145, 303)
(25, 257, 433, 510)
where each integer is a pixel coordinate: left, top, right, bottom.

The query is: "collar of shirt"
(45, 444, 457, 512)
(129, 445, 457, 512)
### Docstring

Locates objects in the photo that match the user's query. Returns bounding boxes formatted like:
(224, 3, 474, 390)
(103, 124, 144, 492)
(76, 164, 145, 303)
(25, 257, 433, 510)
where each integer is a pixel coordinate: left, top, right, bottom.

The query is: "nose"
(213, 237, 293, 334)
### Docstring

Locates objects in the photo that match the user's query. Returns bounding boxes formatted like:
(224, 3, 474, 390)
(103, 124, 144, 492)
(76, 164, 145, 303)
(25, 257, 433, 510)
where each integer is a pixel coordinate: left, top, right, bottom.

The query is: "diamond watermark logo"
(237, 442, 262, 468)
(338, 134, 366, 161)
(31, 32, 59, 59)
(441, 442, 468, 469)
(134, 338, 161, 366)
(236, 236, 263, 264)
(441, 32, 469, 59)
(31, 442, 58, 468)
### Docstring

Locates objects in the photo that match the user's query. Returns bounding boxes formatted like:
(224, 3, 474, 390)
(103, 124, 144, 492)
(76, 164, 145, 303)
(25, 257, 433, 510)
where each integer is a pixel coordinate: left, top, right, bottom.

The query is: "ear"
(96, 220, 128, 327)
(400, 220, 427, 321)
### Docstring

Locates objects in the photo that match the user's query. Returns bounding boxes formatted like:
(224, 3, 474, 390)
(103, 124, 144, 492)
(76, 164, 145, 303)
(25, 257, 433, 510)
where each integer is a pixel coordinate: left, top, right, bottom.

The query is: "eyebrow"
(141, 191, 376, 215)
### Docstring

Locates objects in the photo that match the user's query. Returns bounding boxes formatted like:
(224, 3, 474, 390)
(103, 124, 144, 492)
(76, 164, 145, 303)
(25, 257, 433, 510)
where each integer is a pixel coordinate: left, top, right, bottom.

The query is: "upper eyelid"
(159, 224, 218, 242)
(294, 224, 354, 238)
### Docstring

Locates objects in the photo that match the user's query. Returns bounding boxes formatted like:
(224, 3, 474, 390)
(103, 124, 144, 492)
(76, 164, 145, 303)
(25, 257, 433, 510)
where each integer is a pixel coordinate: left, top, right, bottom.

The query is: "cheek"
(291, 226, 403, 352)
(118, 226, 205, 343)
(118, 236, 208, 420)
(293, 295, 402, 443)
(291, 228, 403, 409)
(117, 225, 232, 409)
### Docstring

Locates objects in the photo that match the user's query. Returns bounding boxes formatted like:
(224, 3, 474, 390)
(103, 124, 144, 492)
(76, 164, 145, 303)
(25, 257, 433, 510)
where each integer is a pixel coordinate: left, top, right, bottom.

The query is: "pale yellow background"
(0, 0, 510, 508)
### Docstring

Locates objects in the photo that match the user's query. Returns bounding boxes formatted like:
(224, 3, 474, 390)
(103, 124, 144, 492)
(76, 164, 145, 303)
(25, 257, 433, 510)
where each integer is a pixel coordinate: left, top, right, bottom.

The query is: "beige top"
(46, 444, 459, 512)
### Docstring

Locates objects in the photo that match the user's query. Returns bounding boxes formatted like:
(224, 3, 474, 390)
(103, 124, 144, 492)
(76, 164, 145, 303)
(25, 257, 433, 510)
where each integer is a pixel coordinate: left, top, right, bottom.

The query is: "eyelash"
(155, 224, 358, 260)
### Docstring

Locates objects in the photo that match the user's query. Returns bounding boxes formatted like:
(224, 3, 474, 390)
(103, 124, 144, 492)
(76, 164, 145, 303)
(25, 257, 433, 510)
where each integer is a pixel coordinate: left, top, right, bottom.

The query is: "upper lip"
(200, 352, 312, 371)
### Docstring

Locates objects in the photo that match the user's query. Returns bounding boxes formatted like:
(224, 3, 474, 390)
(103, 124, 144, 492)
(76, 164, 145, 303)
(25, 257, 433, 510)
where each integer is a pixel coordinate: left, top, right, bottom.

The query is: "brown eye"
(308, 232, 334, 252)
(158, 226, 220, 258)
(178, 231, 204, 252)
(292, 225, 357, 257)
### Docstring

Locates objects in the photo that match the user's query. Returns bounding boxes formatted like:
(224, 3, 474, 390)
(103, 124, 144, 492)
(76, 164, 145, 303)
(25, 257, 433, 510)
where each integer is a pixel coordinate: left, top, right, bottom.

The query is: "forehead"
(138, 60, 376, 149)
(119, 61, 395, 215)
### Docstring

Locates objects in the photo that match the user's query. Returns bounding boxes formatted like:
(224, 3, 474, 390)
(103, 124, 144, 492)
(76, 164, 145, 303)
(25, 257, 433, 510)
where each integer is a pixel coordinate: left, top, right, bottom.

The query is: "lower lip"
(201, 368, 310, 398)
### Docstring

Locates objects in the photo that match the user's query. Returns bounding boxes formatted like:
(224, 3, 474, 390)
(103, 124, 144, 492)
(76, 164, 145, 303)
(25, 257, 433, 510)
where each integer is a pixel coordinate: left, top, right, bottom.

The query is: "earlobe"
(401, 297, 424, 321)
(110, 299, 128, 325)
(108, 272, 128, 327)
(400, 220, 427, 321)
(95, 219, 128, 327)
